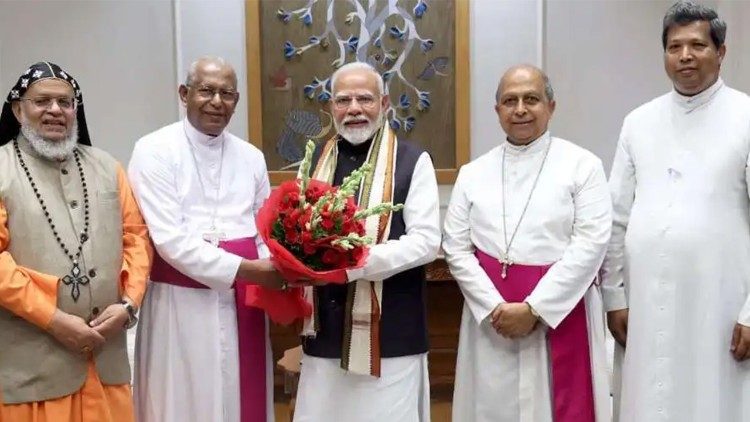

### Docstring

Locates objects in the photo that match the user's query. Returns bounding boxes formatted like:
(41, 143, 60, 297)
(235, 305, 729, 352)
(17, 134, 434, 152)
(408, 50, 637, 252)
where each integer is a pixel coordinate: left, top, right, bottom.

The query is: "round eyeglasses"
(187, 85, 239, 103)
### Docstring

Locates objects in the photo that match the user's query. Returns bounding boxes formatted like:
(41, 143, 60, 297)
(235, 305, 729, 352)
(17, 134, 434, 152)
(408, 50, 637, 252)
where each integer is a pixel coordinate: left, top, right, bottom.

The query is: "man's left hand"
(89, 304, 130, 339)
(731, 323, 750, 361)
(492, 302, 538, 339)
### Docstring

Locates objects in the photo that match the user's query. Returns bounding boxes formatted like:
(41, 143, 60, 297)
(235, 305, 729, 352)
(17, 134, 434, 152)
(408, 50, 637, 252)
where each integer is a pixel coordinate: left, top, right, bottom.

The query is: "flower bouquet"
(245, 140, 402, 324)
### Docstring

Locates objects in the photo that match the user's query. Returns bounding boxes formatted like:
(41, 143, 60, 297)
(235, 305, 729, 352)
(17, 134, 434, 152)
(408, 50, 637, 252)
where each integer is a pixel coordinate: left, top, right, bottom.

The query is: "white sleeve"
(739, 126, 750, 326)
(345, 152, 441, 282)
(127, 139, 242, 290)
(442, 166, 505, 325)
(525, 156, 613, 328)
(600, 123, 636, 312)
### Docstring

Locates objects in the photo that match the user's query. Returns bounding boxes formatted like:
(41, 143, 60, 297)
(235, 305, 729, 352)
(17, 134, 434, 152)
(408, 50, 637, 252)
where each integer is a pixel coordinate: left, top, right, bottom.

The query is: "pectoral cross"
(499, 251, 513, 279)
(62, 261, 90, 302)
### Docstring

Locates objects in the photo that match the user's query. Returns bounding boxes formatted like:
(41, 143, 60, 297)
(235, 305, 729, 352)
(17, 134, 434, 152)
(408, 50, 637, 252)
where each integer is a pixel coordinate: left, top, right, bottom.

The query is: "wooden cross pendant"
(499, 252, 514, 279)
(62, 262, 90, 302)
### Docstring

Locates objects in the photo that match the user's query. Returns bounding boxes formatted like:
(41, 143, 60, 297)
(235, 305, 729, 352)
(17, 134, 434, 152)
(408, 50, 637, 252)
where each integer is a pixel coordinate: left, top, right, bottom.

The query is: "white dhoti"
(293, 353, 430, 422)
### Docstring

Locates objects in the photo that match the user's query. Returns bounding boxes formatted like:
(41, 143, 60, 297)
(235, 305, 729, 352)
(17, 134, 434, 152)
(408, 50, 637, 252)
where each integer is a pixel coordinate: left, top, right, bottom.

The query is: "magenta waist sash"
(475, 249, 595, 422)
(151, 237, 267, 422)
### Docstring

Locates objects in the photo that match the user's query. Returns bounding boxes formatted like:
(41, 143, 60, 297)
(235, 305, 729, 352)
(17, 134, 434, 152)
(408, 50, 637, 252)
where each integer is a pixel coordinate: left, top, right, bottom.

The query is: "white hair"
(330, 62, 384, 96)
(185, 56, 236, 86)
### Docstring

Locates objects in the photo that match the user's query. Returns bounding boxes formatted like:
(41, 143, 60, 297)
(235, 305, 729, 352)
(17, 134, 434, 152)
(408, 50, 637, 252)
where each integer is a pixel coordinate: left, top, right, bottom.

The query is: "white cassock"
(128, 119, 273, 422)
(443, 132, 612, 422)
(602, 78, 750, 422)
(293, 152, 441, 422)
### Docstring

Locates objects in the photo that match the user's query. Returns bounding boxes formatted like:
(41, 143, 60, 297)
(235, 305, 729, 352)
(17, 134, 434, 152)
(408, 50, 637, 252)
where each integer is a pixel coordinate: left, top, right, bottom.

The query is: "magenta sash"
(151, 237, 267, 422)
(475, 249, 595, 422)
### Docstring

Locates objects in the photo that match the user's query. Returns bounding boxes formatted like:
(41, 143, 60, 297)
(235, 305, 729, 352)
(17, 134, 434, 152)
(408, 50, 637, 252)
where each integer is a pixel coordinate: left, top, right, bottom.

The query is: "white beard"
(20, 119, 78, 161)
(334, 112, 383, 145)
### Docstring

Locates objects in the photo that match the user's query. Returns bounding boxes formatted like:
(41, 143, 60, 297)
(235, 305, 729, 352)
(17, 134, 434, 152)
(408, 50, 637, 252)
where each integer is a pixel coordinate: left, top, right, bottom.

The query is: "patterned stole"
(302, 126, 397, 377)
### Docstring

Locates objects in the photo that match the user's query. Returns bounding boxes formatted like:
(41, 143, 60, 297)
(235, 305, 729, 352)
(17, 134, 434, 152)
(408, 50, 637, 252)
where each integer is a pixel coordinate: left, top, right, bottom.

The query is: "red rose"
(322, 249, 341, 266)
(285, 228, 300, 244)
(299, 207, 313, 227)
(282, 193, 300, 209)
(303, 243, 317, 255)
(283, 215, 297, 230)
(351, 246, 365, 261)
(344, 198, 357, 217)
(321, 216, 335, 231)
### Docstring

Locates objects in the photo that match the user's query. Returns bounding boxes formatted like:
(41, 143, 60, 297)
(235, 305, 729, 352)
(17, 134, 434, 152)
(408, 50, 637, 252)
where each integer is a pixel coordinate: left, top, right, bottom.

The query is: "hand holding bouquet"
(245, 140, 402, 323)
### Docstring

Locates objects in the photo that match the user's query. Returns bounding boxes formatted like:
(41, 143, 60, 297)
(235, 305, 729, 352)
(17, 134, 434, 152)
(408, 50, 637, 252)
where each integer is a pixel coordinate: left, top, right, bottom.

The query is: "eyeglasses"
(332, 94, 379, 110)
(187, 85, 238, 102)
(21, 97, 77, 111)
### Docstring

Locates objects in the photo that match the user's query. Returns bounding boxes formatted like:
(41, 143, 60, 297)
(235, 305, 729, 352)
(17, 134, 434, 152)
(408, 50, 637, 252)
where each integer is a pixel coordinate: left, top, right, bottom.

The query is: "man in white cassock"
(128, 57, 287, 422)
(443, 65, 612, 422)
(602, 2, 750, 421)
(292, 62, 441, 422)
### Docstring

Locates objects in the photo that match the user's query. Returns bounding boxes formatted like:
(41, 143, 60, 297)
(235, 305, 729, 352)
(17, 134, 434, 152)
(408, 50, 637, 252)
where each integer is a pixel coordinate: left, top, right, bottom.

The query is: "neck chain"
(499, 139, 552, 279)
(13, 141, 90, 301)
(183, 122, 225, 232)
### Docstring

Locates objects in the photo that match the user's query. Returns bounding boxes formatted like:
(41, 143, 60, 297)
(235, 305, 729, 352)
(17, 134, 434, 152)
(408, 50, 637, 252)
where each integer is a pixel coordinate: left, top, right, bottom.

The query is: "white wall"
(544, 0, 673, 170)
(544, 0, 750, 172)
(0, 0, 178, 165)
(175, 0, 249, 141)
(471, 0, 542, 159)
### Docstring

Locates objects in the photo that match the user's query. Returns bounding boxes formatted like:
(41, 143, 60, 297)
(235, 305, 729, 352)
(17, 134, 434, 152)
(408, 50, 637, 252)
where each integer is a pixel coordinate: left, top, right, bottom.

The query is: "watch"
(120, 300, 138, 329)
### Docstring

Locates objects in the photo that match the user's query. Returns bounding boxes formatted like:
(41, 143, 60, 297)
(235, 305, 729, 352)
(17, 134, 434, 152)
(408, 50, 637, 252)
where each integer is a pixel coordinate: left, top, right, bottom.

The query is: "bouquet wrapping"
(245, 141, 402, 324)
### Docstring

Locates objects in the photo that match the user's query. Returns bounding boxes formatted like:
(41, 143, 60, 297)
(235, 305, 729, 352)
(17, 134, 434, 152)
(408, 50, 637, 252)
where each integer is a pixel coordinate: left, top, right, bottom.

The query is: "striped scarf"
(302, 125, 397, 377)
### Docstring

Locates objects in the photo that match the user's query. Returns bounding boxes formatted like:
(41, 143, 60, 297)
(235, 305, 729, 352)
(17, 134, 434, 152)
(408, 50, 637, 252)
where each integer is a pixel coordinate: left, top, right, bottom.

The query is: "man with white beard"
(292, 62, 441, 422)
(0, 62, 152, 421)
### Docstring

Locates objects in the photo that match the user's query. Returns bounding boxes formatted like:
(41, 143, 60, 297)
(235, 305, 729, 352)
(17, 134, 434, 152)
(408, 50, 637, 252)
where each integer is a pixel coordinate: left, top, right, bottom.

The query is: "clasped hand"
(47, 305, 129, 355)
(491, 302, 539, 339)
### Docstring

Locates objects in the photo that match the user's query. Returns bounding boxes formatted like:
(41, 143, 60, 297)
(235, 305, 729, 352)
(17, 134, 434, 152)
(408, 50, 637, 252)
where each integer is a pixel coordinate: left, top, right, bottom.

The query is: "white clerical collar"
(503, 131, 551, 156)
(183, 118, 224, 147)
(671, 77, 724, 114)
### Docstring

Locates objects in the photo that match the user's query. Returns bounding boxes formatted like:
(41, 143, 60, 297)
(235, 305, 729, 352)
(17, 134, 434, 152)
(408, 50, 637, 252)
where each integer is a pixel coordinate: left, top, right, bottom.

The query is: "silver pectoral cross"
(499, 252, 514, 279)
(62, 262, 90, 302)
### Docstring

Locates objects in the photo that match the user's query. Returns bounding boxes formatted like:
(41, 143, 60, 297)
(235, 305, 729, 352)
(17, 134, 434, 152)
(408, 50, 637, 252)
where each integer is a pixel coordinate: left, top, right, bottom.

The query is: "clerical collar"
(184, 118, 224, 147)
(671, 77, 724, 114)
(503, 131, 551, 156)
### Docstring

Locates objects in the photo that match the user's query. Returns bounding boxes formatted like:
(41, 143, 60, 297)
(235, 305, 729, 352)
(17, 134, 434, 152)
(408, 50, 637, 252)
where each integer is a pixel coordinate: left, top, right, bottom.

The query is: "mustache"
(342, 116, 370, 124)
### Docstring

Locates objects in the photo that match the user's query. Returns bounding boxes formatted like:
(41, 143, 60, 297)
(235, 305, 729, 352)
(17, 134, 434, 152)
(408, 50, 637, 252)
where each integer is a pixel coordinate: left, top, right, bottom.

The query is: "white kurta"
(443, 133, 612, 422)
(293, 151, 441, 422)
(602, 79, 750, 422)
(128, 119, 273, 422)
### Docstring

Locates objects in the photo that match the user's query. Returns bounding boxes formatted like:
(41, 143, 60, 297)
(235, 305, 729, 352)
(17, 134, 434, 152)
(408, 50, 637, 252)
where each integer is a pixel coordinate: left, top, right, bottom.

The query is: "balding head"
(179, 56, 239, 136)
(494, 64, 556, 145)
(496, 65, 554, 104)
(185, 56, 237, 87)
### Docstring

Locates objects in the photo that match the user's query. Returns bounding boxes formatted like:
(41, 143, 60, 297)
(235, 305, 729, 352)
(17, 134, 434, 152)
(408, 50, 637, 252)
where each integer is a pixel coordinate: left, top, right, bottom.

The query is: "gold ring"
(81, 345, 92, 353)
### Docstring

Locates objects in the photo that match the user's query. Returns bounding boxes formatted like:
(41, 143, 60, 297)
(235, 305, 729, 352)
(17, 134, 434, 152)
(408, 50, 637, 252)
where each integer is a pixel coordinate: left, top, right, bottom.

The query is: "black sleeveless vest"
(302, 137, 430, 358)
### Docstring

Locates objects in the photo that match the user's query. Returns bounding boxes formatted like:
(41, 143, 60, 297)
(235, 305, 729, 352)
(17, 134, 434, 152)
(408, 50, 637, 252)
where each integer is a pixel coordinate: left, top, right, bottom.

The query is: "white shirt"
(603, 79, 750, 421)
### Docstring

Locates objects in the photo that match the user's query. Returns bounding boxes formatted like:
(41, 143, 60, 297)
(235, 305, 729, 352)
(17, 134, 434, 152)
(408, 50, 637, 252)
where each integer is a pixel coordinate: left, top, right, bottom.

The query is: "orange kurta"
(0, 165, 152, 422)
